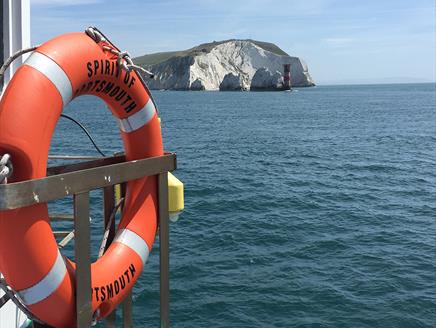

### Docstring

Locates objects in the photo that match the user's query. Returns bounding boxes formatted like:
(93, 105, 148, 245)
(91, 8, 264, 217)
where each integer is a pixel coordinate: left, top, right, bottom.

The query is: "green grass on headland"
(133, 39, 289, 67)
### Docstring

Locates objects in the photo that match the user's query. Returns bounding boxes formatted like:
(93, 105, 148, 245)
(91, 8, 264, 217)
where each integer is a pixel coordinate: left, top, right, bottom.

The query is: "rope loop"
(85, 26, 154, 79)
(0, 154, 13, 184)
(0, 45, 40, 94)
(102, 45, 155, 79)
(85, 26, 106, 43)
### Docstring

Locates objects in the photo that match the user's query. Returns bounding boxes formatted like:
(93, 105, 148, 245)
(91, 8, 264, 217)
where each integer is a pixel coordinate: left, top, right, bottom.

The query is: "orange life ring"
(0, 30, 163, 327)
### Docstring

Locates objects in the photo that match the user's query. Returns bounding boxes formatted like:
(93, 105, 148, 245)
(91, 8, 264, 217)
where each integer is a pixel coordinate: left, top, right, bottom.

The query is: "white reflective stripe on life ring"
(24, 52, 73, 106)
(17, 250, 67, 305)
(118, 99, 156, 133)
(113, 229, 150, 266)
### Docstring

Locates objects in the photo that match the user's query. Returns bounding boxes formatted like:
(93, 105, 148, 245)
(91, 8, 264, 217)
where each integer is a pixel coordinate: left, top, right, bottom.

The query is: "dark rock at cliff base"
(250, 68, 284, 91)
(190, 79, 205, 91)
(219, 73, 245, 91)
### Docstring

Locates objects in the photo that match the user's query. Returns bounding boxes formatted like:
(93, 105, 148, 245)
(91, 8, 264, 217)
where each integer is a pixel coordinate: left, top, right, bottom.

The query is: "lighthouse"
(283, 64, 291, 90)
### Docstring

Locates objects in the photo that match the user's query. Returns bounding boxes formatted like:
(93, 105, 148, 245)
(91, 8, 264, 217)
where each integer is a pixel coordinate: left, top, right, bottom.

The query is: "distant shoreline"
(315, 81, 436, 87)
(149, 82, 436, 92)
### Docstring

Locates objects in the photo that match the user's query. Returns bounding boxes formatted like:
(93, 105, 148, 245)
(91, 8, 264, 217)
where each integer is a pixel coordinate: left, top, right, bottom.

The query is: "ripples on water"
(50, 83, 436, 327)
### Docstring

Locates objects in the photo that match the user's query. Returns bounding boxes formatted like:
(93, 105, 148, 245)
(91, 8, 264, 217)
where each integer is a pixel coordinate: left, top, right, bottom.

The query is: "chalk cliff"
(134, 39, 315, 90)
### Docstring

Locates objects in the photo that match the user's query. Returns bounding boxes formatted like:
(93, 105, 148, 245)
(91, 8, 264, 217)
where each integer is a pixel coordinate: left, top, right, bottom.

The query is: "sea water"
(50, 83, 436, 327)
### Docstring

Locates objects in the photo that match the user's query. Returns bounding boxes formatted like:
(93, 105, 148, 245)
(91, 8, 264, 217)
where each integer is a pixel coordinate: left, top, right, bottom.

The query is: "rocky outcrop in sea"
(134, 39, 315, 90)
(250, 68, 284, 91)
(219, 73, 245, 91)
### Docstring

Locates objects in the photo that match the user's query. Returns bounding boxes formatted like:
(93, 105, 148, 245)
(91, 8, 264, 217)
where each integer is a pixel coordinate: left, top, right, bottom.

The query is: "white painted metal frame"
(0, 1, 31, 327)
(1, 0, 30, 86)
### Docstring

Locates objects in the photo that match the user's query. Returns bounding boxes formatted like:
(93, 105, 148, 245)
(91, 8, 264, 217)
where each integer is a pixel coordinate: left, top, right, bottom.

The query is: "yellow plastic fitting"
(168, 172, 184, 222)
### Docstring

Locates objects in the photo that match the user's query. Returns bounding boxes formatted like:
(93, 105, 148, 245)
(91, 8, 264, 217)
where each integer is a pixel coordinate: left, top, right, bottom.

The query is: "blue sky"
(31, 0, 435, 85)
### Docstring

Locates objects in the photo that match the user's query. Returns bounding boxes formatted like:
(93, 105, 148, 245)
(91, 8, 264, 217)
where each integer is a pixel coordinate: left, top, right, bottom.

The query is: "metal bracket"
(0, 153, 176, 327)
